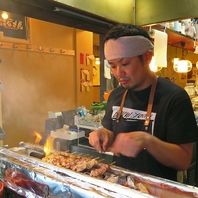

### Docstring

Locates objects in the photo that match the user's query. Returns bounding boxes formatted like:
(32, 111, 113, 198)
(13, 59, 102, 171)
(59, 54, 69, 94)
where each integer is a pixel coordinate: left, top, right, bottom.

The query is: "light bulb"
(1, 12, 8, 20)
(149, 56, 162, 72)
(173, 60, 192, 73)
(196, 61, 198, 69)
(95, 58, 100, 65)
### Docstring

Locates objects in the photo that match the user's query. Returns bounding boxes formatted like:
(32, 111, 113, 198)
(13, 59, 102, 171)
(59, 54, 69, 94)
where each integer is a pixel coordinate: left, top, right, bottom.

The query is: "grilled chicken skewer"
(42, 151, 150, 194)
(42, 151, 114, 179)
(72, 158, 98, 172)
(42, 152, 100, 173)
(90, 163, 109, 177)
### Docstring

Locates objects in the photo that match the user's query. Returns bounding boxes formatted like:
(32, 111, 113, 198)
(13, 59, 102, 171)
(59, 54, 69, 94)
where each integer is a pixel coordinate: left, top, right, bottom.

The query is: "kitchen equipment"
(0, 143, 198, 198)
(184, 83, 195, 97)
(0, 127, 5, 140)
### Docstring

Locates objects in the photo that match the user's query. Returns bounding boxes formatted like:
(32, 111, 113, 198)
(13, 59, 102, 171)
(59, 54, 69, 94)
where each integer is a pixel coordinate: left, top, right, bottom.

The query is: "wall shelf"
(153, 25, 196, 51)
(0, 40, 75, 56)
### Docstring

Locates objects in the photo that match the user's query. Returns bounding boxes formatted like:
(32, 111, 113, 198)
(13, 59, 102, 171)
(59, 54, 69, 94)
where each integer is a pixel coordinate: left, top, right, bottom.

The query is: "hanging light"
(194, 40, 198, 54)
(194, 41, 198, 69)
(173, 59, 192, 72)
(194, 46, 198, 54)
(149, 56, 162, 72)
(95, 57, 100, 65)
(1, 12, 8, 20)
(173, 42, 192, 73)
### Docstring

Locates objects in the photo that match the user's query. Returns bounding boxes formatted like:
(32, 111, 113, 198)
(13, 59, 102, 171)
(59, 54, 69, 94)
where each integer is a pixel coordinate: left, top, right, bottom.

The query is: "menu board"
(0, 11, 29, 40)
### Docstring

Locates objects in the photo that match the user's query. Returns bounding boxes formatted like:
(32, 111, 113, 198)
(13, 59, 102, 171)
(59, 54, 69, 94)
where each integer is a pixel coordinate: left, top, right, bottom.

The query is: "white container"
(74, 115, 102, 128)
(174, 21, 181, 32)
(51, 128, 85, 140)
(184, 83, 195, 96)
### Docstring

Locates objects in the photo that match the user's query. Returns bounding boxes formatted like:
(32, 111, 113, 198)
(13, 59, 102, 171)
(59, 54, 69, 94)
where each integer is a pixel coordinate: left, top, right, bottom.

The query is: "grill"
(0, 142, 198, 198)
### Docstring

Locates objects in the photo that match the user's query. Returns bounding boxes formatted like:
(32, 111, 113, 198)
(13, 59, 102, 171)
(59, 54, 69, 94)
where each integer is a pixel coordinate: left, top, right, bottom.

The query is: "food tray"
(51, 128, 85, 140)
(0, 127, 5, 140)
(0, 148, 155, 198)
(74, 115, 102, 128)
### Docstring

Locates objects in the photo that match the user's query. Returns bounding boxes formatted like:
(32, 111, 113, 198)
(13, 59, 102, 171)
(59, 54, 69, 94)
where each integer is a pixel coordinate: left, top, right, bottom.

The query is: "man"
(89, 23, 198, 181)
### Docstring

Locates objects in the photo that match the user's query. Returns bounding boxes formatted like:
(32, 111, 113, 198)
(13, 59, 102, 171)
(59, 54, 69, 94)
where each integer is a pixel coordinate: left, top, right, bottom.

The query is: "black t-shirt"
(102, 76, 198, 181)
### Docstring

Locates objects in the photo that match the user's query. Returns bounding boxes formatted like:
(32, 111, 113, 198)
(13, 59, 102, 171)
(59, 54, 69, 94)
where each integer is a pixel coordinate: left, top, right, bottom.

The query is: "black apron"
(113, 75, 159, 175)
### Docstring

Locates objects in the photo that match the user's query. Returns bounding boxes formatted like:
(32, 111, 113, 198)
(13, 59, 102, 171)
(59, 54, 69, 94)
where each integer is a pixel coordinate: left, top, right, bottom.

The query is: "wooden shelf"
(153, 25, 195, 51)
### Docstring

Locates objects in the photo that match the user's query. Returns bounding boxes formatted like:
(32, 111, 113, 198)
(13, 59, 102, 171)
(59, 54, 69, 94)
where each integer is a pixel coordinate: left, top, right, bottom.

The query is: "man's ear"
(143, 50, 153, 64)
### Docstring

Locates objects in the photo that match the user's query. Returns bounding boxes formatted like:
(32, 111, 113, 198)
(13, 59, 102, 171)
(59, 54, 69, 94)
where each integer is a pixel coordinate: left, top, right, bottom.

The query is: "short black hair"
(104, 23, 151, 43)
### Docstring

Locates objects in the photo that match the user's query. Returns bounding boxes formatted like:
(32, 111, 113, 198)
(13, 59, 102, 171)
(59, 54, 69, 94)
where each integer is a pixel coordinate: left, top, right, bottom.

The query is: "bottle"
(184, 83, 195, 97)
(181, 22, 186, 35)
(195, 75, 198, 94)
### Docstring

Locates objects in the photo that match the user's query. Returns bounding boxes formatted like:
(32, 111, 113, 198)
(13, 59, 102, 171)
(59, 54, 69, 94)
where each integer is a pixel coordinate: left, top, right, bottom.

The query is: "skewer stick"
(109, 161, 116, 166)
(76, 153, 83, 156)
(58, 150, 70, 155)
(98, 158, 105, 162)
(87, 156, 93, 158)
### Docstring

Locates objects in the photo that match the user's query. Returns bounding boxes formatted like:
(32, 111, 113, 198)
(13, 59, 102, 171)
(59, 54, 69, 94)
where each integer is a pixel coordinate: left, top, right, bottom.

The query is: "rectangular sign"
(0, 11, 29, 40)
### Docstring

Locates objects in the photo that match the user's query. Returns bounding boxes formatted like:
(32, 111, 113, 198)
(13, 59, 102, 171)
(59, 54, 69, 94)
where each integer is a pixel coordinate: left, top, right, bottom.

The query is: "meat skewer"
(42, 151, 81, 166)
(72, 158, 98, 172)
(42, 151, 110, 177)
(90, 163, 109, 177)
(42, 152, 100, 172)
(42, 151, 150, 194)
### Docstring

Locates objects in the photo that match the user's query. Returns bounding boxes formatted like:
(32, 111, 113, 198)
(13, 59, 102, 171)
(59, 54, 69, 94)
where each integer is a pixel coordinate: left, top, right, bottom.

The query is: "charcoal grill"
(0, 142, 198, 198)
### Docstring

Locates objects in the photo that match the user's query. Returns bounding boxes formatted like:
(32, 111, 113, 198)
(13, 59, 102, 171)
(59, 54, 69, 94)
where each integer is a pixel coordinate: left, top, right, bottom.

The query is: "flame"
(33, 131, 42, 144)
(33, 131, 55, 156)
(44, 135, 55, 156)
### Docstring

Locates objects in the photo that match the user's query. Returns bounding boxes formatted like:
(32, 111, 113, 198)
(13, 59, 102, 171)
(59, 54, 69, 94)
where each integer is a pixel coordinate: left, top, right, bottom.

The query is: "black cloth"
(102, 76, 198, 181)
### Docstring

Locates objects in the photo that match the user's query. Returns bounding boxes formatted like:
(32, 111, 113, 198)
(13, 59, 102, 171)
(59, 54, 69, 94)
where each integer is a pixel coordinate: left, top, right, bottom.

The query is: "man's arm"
(145, 134, 193, 170)
(107, 131, 193, 170)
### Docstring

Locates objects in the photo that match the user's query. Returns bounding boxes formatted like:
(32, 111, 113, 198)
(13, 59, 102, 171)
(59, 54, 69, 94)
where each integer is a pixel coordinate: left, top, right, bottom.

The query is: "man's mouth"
(119, 78, 129, 85)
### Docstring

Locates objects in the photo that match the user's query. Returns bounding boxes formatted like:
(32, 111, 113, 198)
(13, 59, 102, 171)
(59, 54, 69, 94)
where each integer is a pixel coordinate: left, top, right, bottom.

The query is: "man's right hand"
(88, 128, 114, 153)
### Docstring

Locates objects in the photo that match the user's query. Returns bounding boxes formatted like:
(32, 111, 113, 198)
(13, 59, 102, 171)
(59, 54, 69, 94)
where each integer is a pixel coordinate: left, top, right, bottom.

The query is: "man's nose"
(116, 66, 124, 76)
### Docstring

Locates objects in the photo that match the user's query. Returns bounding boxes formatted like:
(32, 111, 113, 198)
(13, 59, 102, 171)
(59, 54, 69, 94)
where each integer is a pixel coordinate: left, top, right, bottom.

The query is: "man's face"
(108, 53, 151, 90)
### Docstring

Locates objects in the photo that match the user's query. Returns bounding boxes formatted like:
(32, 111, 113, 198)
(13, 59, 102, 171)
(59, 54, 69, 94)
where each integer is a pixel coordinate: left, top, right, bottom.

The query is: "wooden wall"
(0, 18, 93, 147)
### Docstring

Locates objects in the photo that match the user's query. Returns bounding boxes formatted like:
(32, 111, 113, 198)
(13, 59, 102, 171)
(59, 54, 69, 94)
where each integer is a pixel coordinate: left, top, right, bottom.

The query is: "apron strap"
(116, 89, 128, 122)
(144, 75, 157, 128)
(116, 74, 157, 127)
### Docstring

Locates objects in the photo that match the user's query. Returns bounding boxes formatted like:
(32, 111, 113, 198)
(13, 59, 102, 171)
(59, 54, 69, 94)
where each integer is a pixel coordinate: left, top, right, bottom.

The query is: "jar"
(192, 97, 198, 116)
(184, 83, 195, 96)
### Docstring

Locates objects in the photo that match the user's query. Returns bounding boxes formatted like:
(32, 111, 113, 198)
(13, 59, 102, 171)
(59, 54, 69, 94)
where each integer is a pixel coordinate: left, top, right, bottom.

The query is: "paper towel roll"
(104, 59, 111, 79)
(151, 29, 168, 67)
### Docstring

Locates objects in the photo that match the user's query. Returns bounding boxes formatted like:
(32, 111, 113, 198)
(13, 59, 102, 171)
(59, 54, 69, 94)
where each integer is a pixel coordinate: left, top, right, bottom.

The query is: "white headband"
(104, 36, 154, 60)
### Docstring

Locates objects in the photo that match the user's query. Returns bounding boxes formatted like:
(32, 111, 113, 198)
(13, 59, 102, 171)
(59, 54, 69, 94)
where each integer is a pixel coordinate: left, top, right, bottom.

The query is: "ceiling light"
(196, 61, 198, 69)
(149, 56, 162, 72)
(194, 45, 198, 54)
(95, 57, 100, 65)
(1, 12, 8, 20)
(173, 59, 192, 73)
(173, 42, 192, 73)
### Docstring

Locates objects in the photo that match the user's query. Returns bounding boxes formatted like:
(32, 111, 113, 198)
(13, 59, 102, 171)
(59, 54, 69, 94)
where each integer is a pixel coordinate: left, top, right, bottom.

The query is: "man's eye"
(122, 62, 129, 66)
(111, 65, 116, 69)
